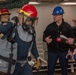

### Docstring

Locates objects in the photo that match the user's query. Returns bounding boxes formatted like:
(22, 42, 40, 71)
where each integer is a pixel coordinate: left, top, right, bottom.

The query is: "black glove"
(11, 16, 19, 25)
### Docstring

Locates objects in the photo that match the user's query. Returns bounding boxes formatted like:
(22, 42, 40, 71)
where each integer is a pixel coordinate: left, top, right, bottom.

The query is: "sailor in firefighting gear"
(0, 4, 41, 75)
(0, 8, 11, 39)
(0, 8, 11, 22)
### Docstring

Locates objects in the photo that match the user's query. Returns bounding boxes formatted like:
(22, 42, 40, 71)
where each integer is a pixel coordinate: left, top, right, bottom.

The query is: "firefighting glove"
(36, 58, 41, 71)
(11, 16, 19, 25)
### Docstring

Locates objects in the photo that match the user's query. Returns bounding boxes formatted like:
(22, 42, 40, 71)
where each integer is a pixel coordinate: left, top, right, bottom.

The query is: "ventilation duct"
(29, 0, 41, 4)
(41, 0, 61, 3)
(59, 0, 76, 5)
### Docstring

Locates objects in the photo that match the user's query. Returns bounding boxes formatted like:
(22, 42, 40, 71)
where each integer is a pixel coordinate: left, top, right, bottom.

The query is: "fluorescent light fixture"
(59, 2, 76, 5)
(29, 2, 41, 4)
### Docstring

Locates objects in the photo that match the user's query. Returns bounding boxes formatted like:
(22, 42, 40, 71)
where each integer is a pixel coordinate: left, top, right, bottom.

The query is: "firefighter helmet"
(52, 6, 64, 15)
(0, 8, 11, 15)
(19, 4, 38, 18)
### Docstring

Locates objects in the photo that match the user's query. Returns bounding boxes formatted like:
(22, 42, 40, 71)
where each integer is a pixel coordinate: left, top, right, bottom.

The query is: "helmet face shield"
(18, 13, 29, 25)
(33, 17, 38, 26)
(18, 11, 37, 26)
(18, 13, 23, 25)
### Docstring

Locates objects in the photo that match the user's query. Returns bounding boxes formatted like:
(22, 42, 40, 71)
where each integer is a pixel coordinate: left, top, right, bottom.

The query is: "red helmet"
(0, 8, 11, 15)
(19, 4, 38, 18)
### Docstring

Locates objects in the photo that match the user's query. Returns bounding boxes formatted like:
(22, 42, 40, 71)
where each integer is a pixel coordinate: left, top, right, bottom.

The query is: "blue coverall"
(0, 22, 39, 75)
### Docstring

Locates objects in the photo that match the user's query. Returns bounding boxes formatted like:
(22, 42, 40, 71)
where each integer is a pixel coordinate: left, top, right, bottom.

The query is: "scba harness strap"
(16, 42, 35, 68)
